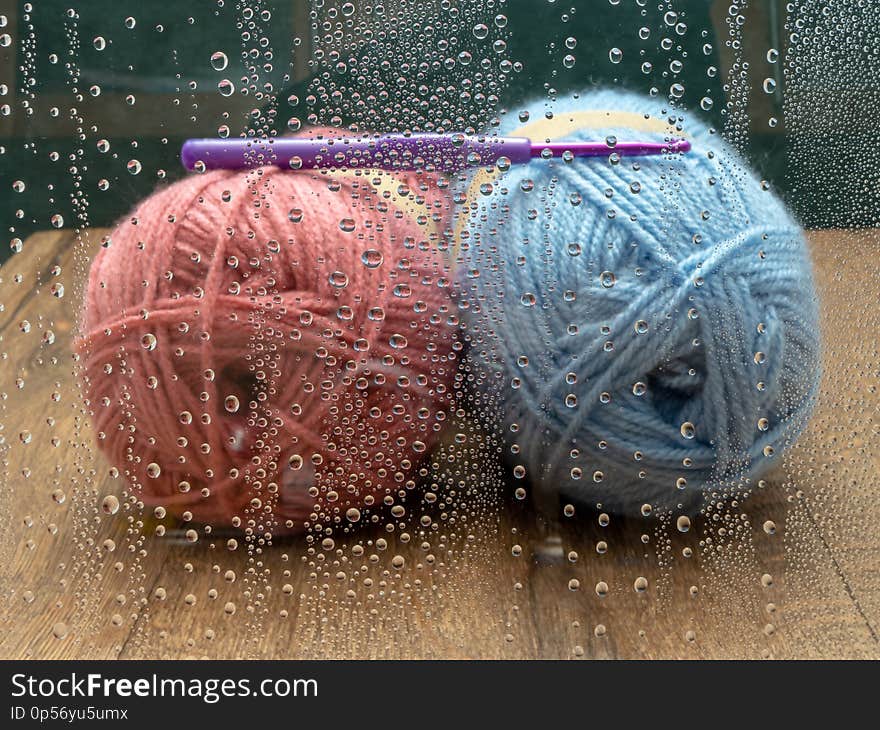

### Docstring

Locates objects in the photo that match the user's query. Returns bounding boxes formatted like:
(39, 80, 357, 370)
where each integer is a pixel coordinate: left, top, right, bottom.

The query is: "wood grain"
(0, 228, 877, 659)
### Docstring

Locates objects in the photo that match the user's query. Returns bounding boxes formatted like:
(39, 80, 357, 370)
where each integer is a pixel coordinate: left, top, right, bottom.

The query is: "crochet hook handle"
(181, 134, 690, 173)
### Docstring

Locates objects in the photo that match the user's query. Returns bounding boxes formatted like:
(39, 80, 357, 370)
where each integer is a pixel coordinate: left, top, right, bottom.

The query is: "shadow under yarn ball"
(79, 140, 457, 533)
(457, 89, 821, 516)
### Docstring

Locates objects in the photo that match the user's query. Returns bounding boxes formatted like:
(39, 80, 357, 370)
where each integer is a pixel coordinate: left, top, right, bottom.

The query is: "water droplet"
(224, 395, 240, 413)
(210, 51, 228, 71)
(217, 79, 235, 97)
(288, 454, 303, 470)
(101, 495, 120, 515)
(609, 47, 623, 64)
(680, 421, 695, 439)
(328, 271, 349, 288)
(361, 249, 383, 268)
(346, 508, 361, 523)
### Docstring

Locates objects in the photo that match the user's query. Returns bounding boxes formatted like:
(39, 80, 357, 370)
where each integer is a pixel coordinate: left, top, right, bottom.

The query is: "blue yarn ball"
(456, 89, 821, 515)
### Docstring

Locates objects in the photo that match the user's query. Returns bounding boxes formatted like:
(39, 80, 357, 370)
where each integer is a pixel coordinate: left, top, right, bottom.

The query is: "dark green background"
(0, 0, 873, 260)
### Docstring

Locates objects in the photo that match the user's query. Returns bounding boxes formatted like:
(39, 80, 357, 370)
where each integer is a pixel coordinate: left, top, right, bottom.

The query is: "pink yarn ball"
(79, 141, 457, 533)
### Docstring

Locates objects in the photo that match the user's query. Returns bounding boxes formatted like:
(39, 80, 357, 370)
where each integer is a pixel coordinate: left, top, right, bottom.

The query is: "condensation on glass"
(0, 1, 877, 660)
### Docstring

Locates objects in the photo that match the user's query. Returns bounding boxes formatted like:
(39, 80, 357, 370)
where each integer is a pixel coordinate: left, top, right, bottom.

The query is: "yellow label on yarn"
(515, 109, 674, 142)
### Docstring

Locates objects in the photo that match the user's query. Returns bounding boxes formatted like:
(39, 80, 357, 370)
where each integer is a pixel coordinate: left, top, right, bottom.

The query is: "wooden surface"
(0, 228, 878, 660)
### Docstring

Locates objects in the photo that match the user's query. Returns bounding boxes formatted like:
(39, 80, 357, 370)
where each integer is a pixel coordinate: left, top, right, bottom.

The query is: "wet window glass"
(1, 0, 877, 660)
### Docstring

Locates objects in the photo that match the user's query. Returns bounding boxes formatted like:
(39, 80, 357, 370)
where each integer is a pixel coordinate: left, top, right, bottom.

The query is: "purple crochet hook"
(180, 133, 690, 173)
